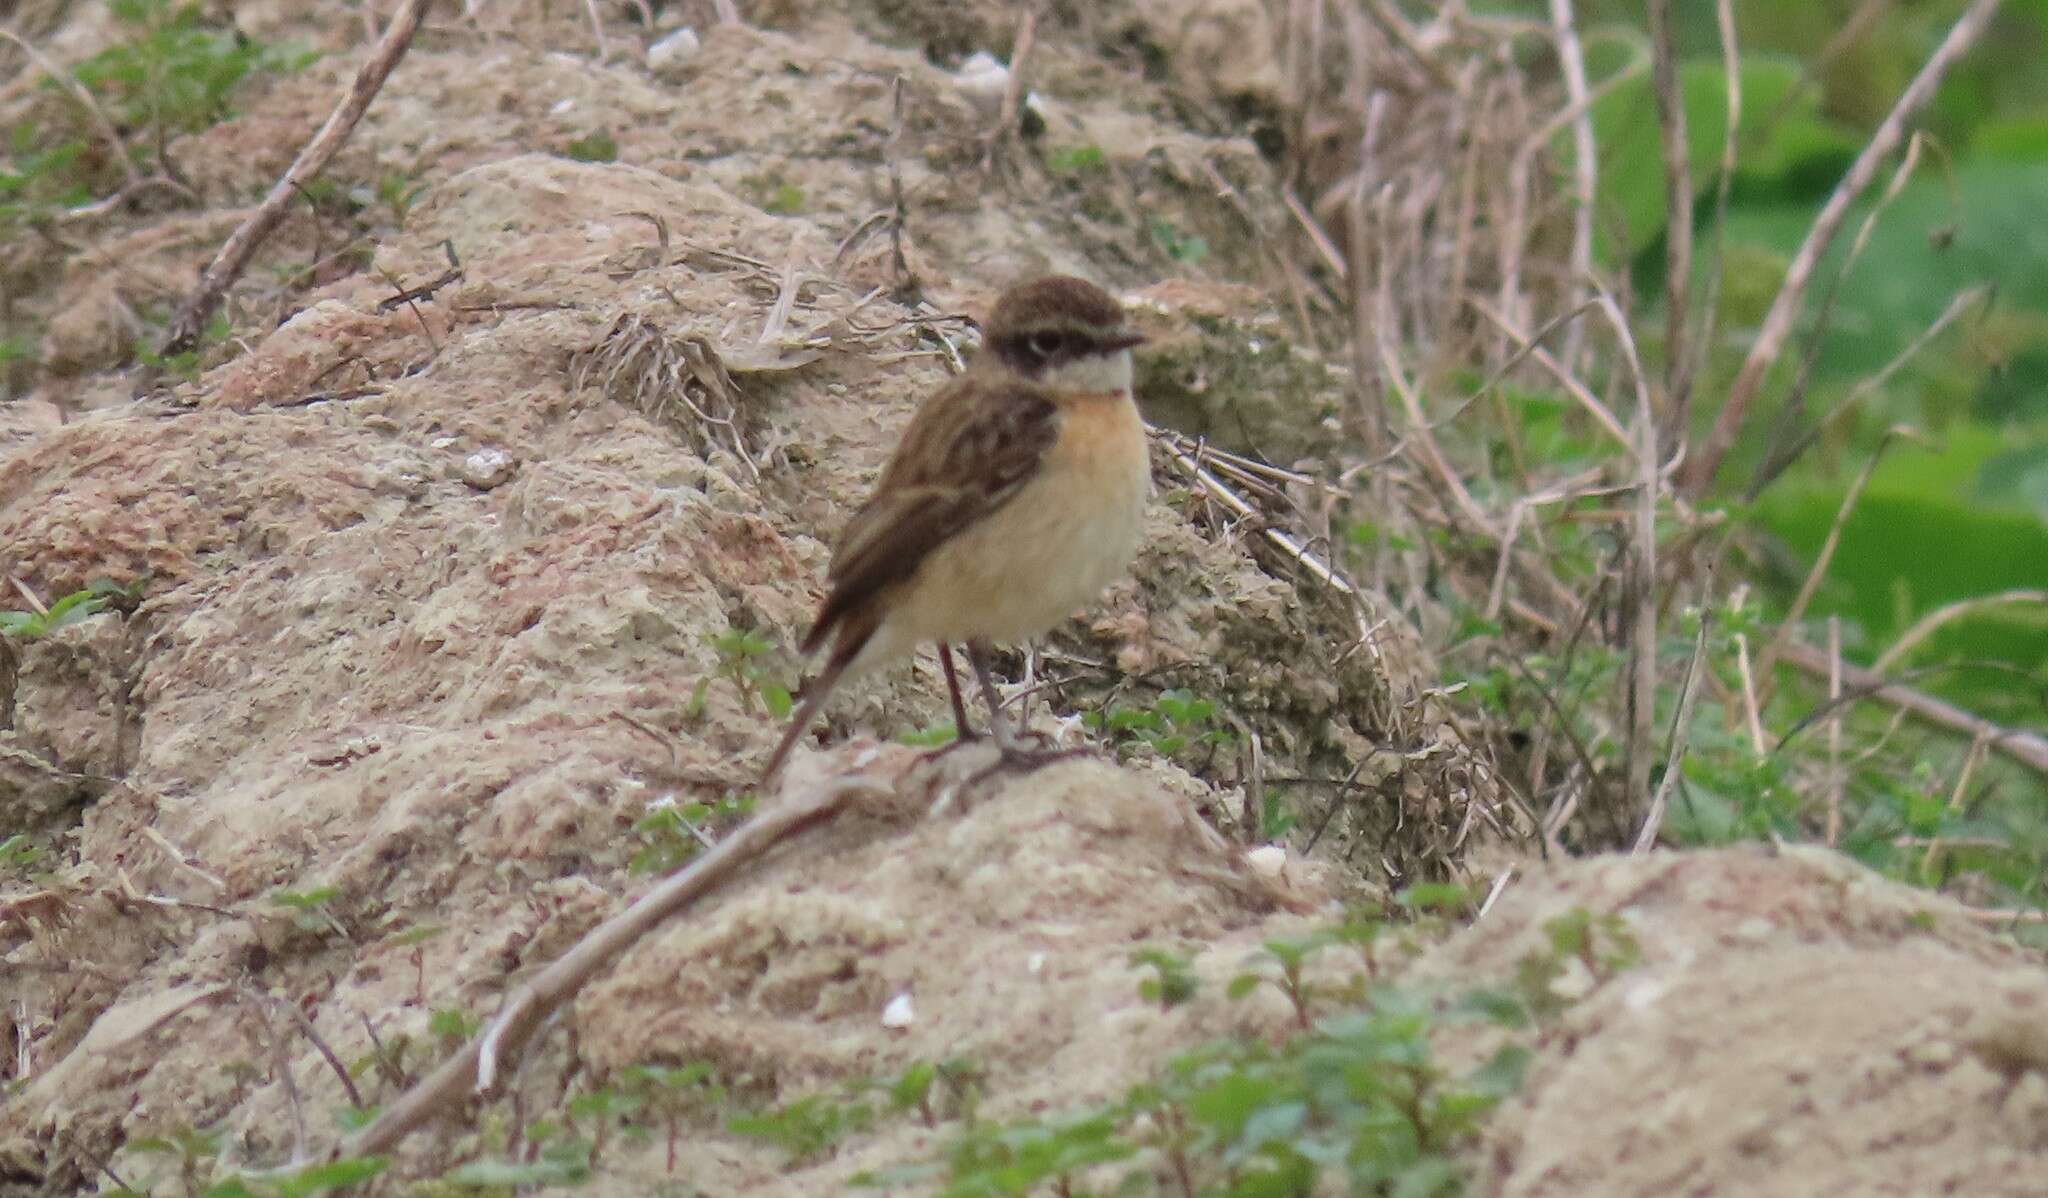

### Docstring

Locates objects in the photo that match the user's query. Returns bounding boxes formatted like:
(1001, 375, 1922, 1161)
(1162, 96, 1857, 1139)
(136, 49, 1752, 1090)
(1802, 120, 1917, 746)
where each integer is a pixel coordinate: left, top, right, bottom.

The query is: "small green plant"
(10, 0, 317, 243)
(117, 1120, 385, 1196)
(623, 1062, 725, 1172)
(0, 835, 44, 876)
(1508, 909, 1643, 1029)
(696, 628, 793, 719)
(865, 975, 1537, 1198)
(427, 1007, 481, 1055)
(445, 1134, 593, 1189)
(563, 130, 618, 163)
(119, 1123, 224, 1196)
(1130, 947, 1200, 1012)
(630, 793, 755, 874)
(0, 126, 91, 235)
(563, 1084, 647, 1166)
(881, 1058, 982, 1129)
(1149, 217, 1210, 264)
(0, 583, 120, 639)
(896, 721, 960, 748)
(134, 310, 230, 380)
(1227, 932, 1339, 1029)
(1085, 687, 1233, 763)
(728, 1088, 877, 1165)
(374, 170, 428, 221)
(71, 0, 318, 136)
(271, 884, 346, 936)
(1046, 143, 1107, 176)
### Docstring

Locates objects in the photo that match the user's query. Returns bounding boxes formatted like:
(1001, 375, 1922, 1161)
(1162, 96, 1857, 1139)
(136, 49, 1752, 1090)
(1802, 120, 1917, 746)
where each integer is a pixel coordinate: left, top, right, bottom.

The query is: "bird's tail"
(759, 611, 877, 787)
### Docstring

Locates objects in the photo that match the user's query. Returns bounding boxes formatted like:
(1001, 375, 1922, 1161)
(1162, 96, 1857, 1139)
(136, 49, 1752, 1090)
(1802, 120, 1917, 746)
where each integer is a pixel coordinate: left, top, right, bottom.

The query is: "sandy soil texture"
(1, 2, 2043, 1195)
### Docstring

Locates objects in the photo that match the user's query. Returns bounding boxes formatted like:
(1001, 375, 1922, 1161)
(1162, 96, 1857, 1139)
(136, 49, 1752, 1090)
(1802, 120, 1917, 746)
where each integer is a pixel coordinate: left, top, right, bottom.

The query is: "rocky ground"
(1, 2, 2043, 1195)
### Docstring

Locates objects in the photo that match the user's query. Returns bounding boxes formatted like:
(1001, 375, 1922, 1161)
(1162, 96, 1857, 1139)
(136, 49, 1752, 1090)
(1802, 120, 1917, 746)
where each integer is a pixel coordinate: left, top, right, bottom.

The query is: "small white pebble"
(1245, 844, 1287, 878)
(955, 51, 1008, 108)
(1025, 952, 1046, 975)
(462, 448, 517, 490)
(1622, 976, 1667, 1012)
(647, 26, 700, 72)
(550, 97, 576, 115)
(881, 992, 915, 1029)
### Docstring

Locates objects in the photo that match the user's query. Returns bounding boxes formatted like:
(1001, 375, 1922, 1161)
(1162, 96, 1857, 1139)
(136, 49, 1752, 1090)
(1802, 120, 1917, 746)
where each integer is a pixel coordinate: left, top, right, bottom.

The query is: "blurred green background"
(1490, 0, 2048, 722)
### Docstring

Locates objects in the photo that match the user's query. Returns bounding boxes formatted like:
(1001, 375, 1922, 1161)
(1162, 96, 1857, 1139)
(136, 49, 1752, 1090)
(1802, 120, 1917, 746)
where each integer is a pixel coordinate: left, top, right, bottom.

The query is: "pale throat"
(1038, 348, 1134, 397)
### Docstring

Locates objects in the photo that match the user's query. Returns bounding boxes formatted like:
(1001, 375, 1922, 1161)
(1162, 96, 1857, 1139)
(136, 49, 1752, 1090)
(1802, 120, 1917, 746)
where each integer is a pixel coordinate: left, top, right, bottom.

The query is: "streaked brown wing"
(800, 376, 1058, 656)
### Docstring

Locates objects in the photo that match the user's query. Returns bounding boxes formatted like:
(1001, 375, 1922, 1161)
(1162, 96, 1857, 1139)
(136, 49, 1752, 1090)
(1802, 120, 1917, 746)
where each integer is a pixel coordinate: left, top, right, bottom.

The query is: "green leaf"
(1393, 882, 1473, 915)
(1468, 1044, 1534, 1097)
(446, 1155, 591, 1187)
(890, 1061, 937, 1111)
(563, 130, 617, 163)
(271, 1156, 389, 1197)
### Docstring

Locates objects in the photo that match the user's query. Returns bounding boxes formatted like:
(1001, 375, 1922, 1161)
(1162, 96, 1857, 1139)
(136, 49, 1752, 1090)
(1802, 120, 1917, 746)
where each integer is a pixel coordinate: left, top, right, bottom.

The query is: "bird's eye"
(1026, 333, 1061, 359)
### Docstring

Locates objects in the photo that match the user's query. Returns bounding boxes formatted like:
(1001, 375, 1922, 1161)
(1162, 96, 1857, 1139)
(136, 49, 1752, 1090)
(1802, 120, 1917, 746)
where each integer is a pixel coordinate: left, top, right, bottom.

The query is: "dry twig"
(0, 28, 143, 195)
(1546, 0, 1597, 375)
(1684, 0, 2006, 495)
(154, 0, 431, 360)
(1778, 642, 2048, 779)
(1646, 0, 1692, 422)
(348, 776, 885, 1158)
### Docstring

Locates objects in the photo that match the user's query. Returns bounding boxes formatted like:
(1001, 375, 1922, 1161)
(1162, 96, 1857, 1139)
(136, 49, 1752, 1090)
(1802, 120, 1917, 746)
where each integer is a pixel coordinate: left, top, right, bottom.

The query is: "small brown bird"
(762, 276, 1151, 783)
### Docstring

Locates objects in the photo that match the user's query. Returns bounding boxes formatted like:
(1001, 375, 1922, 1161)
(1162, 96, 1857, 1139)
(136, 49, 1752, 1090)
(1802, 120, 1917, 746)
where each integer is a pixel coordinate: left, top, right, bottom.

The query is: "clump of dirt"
(0, 3, 2042, 1197)
(1417, 847, 2048, 1197)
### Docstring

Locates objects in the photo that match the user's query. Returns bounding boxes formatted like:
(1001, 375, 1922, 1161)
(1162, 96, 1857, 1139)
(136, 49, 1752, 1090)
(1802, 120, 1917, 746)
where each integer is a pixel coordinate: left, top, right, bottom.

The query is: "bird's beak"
(1104, 326, 1147, 352)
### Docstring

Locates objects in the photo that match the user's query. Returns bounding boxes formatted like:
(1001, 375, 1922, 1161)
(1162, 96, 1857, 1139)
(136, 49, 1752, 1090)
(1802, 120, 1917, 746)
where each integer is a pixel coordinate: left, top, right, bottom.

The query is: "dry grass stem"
(1778, 641, 2048, 778)
(1825, 615, 1843, 848)
(1920, 729, 1992, 874)
(1634, 591, 1712, 853)
(1546, 0, 1597, 375)
(573, 315, 762, 480)
(155, 0, 431, 360)
(1685, 0, 2007, 496)
(0, 27, 142, 195)
(1756, 286, 1991, 497)
(1646, 0, 1692, 419)
(1754, 427, 1912, 698)
(1677, 0, 1743, 416)
(1874, 589, 2047, 676)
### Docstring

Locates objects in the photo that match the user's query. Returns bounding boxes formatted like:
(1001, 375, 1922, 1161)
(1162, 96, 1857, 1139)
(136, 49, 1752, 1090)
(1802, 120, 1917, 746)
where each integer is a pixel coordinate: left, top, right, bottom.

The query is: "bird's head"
(981, 276, 1145, 394)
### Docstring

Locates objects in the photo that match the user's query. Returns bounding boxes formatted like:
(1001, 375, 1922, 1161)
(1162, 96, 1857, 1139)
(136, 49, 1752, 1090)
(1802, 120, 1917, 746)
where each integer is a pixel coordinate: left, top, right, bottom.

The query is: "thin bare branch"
(1684, 0, 2006, 496)
(1754, 427, 1916, 701)
(155, 0, 432, 360)
(1634, 589, 1712, 853)
(1546, 0, 1597, 375)
(1874, 589, 2048, 676)
(348, 776, 884, 1158)
(1778, 642, 2048, 779)
(0, 28, 142, 194)
(1646, 0, 1693, 424)
(1825, 615, 1843, 848)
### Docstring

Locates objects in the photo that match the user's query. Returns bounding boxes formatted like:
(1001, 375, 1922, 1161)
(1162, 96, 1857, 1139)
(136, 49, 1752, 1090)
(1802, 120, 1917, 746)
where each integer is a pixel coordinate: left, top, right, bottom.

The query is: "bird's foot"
(961, 741, 1096, 790)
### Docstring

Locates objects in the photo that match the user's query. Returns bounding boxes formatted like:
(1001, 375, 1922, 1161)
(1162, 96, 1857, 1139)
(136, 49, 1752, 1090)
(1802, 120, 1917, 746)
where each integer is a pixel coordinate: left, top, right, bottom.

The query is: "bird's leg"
(937, 643, 979, 742)
(963, 640, 1089, 775)
(964, 639, 1024, 751)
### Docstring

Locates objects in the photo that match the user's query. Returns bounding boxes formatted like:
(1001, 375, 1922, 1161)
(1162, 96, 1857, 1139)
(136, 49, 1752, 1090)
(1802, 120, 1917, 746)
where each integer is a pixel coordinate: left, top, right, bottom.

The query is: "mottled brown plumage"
(763, 276, 1149, 784)
(801, 379, 1059, 658)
